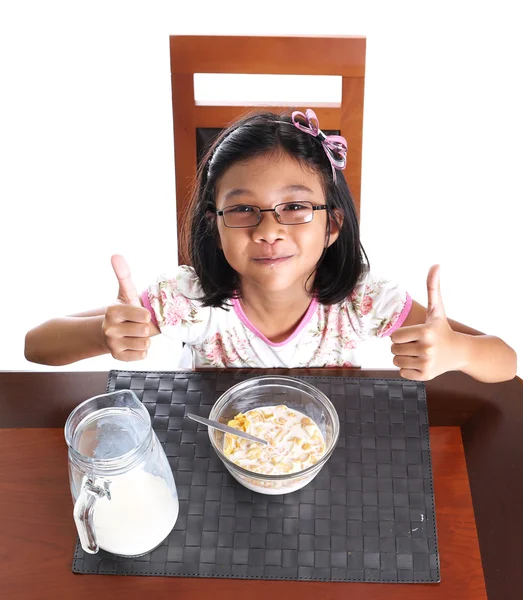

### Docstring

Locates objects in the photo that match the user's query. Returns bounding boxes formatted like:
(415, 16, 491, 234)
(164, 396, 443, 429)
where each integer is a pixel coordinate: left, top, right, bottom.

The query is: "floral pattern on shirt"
(144, 266, 410, 368)
(193, 329, 258, 367)
(303, 302, 359, 367)
(148, 270, 203, 331)
(350, 276, 381, 314)
(379, 311, 402, 337)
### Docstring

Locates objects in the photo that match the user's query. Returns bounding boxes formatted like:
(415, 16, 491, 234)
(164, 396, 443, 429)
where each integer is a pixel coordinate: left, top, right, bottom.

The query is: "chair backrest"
(169, 35, 366, 262)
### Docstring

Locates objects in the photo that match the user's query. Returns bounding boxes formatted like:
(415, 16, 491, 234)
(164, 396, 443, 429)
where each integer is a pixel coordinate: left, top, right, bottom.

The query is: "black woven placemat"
(72, 370, 440, 583)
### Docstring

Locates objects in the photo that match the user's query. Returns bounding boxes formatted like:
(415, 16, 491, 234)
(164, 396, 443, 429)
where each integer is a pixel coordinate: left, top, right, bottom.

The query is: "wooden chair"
(169, 35, 366, 262)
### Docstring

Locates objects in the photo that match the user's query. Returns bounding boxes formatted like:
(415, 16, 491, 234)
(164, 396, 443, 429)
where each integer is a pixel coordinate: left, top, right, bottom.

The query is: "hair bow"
(291, 109, 348, 181)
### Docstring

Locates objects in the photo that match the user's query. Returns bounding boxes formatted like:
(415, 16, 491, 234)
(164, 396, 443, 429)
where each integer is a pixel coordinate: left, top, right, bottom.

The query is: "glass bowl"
(208, 376, 340, 495)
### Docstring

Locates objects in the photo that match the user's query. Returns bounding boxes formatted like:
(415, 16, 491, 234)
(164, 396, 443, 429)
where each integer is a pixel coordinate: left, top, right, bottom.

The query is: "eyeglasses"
(215, 201, 327, 228)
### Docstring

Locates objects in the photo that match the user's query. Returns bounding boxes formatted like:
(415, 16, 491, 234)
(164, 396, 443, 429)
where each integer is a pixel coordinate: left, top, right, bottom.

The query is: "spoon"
(186, 413, 268, 446)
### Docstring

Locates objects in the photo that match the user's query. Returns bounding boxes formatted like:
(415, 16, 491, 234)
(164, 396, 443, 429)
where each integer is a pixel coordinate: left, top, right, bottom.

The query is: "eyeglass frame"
(214, 201, 328, 228)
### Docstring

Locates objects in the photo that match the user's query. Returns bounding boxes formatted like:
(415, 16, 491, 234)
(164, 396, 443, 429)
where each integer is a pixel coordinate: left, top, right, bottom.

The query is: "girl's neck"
(238, 283, 314, 343)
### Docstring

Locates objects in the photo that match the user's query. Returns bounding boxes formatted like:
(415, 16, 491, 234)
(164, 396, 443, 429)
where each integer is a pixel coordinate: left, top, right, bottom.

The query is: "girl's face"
(215, 152, 341, 297)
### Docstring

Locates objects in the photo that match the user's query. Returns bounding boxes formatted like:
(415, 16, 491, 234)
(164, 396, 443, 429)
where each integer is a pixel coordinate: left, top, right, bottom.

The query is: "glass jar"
(64, 390, 178, 557)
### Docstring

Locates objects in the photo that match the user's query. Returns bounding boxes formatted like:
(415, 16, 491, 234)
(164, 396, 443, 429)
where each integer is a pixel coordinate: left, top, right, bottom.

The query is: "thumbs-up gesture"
(390, 265, 461, 381)
(102, 255, 153, 361)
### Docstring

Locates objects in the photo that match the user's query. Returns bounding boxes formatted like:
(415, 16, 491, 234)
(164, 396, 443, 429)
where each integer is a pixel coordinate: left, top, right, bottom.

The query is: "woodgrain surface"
(0, 426, 484, 599)
(2, 369, 521, 599)
(170, 36, 366, 76)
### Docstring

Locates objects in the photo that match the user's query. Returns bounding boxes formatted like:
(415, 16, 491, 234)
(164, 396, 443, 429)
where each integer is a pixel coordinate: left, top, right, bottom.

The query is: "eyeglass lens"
(222, 202, 314, 227)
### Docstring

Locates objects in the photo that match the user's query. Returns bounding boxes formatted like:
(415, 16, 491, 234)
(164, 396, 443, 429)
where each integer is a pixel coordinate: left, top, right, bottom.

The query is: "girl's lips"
(252, 255, 292, 265)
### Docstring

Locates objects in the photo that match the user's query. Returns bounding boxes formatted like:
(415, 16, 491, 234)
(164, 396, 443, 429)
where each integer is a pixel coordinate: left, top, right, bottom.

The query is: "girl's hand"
(102, 255, 153, 361)
(390, 265, 465, 381)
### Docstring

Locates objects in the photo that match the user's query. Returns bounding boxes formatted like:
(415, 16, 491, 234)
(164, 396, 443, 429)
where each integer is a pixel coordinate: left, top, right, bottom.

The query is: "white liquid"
(225, 405, 325, 475)
(225, 405, 327, 495)
(91, 469, 179, 556)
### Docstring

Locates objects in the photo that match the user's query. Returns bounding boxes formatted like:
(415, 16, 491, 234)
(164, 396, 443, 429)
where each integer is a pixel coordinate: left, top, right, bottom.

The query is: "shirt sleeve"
(346, 270, 412, 340)
(141, 265, 212, 345)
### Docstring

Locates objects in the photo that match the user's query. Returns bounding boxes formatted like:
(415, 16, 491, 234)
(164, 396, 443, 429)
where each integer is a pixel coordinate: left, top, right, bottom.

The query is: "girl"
(25, 110, 516, 382)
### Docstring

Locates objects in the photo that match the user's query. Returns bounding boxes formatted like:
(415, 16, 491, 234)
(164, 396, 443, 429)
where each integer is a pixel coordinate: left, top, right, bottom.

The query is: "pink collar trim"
(232, 297, 318, 347)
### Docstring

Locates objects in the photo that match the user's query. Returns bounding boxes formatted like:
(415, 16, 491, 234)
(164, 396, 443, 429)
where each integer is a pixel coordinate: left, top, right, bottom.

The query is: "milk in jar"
(65, 390, 179, 556)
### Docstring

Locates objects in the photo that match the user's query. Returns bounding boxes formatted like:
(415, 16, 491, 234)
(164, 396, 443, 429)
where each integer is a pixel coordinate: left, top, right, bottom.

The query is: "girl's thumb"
(110, 254, 141, 307)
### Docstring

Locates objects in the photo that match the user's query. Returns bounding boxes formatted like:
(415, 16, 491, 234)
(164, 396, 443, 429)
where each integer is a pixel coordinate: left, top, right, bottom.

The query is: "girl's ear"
(206, 210, 222, 249)
(325, 208, 344, 247)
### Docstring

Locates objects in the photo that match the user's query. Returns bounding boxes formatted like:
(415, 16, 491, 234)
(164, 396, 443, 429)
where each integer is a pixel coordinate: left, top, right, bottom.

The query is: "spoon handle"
(186, 413, 268, 446)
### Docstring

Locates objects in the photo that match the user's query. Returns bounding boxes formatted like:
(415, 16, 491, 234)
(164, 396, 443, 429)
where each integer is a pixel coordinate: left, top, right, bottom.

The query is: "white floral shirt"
(142, 265, 412, 369)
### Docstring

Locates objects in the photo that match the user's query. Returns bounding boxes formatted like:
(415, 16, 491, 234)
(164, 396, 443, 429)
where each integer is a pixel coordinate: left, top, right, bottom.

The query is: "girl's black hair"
(180, 110, 370, 307)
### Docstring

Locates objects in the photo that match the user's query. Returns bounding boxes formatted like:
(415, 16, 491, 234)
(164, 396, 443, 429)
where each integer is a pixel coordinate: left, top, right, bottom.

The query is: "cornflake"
(224, 405, 326, 475)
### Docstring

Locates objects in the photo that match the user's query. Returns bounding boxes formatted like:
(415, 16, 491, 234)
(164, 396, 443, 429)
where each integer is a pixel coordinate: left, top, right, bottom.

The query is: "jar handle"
(73, 478, 107, 554)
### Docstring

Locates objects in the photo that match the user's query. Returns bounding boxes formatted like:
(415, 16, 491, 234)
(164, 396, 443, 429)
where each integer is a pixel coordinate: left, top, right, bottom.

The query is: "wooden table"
(1, 369, 522, 600)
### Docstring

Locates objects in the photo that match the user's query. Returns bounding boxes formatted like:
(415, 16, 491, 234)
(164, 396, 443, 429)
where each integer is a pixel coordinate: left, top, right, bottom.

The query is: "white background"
(1, 0, 521, 376)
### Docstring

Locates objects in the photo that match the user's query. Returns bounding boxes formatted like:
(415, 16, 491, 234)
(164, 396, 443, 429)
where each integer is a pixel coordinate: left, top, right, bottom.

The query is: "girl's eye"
(228, 205, 255, 213)
(282, 203, 309, 211)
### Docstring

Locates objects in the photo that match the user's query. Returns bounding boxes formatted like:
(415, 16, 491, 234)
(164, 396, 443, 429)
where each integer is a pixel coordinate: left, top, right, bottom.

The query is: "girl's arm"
(25, 304, 161, 367)
(390, 265, 517, 383)
(25, 308, 109, 366)
(24, 256, 161, 367)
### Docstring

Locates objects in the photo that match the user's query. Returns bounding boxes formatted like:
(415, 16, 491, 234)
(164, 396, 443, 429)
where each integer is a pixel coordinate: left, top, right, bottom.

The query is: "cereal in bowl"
(224, 405, 325, 474)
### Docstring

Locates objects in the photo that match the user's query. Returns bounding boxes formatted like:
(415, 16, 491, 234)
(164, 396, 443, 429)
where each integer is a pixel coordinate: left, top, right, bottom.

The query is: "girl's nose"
(252, 212, 286, 243)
